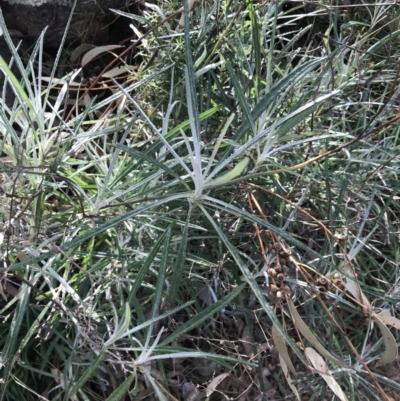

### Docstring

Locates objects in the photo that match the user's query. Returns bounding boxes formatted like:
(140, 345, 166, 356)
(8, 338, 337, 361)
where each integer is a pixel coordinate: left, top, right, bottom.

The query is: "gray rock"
(0, 0, 128, 46)
(0, 0, 131, 106)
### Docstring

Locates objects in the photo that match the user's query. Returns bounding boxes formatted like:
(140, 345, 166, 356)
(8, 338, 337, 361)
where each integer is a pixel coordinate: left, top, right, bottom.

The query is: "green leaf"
(10, 194, 192, 271)
(141, 368, 168, 401)
(170, 210, 190, 300)
(199, 205, 308, 366)
(226, 61, 255, 136)
(0, 288, 31, 399)
(206, 157, 250, 187)
(245, 0, 261, 80)
(105, 371, 136, 401)
(152, 226, 171, 319)
(233, 58, 325, 142)
(160, 283, 246, 346)
(65, 350, 105, 400)
(127, 227, 172, 304)
(107, 301, 195, 342)
(0, 56, 34, 116)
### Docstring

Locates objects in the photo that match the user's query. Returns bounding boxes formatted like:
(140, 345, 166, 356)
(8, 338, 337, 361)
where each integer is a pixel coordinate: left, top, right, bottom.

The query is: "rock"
(0, 0, 128, 47)
(0, 1, 134, 107)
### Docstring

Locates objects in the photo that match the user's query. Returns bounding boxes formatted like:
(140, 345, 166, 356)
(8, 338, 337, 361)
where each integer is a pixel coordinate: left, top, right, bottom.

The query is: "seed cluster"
(315, 273, 344, 292)
(267, 242, 292, 299)
(266, 241, 344, 299)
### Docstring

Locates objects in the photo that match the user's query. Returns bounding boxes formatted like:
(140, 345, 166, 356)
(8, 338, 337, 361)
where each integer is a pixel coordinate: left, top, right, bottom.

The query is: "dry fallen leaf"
(81, 45, 123, 68)
(182, 382, 199, 401)
(195, 359, 217, 377)
(101, 65, 137, 79)
(279, 353, 301, 401)
(206, 373, 230, 397)
(272, 323, 297, 375)
(288, 300, 351, 369)
(241, 325, 253, 357)
(341, 264, 371, 307)
(305, 347, 349, 401)
(372, 313, 398, 367)
(377, 309, 400, 331)
(70, 44, 95, 64)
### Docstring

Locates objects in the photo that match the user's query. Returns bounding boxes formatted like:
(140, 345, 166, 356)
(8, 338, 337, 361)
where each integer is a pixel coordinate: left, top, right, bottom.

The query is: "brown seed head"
(333, 279, 343, 288)
(270, 284, 279, 293)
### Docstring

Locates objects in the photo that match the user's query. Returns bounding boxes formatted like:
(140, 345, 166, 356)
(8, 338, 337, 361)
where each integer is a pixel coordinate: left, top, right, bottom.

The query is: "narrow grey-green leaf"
(128, 226, 171, 303)
(66, 350, 105, 400)
(105, 371, 136, 401)
(226, 60, 255, 136)
(10, 194, 191, 271)
(245, 0, 261, 80)
(0, 288, 31, 399)
(199, 205, 308, 366)
(170, 209, 190, 300)
(151, 226, 172, 320)
(160, 283, 245, 346)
